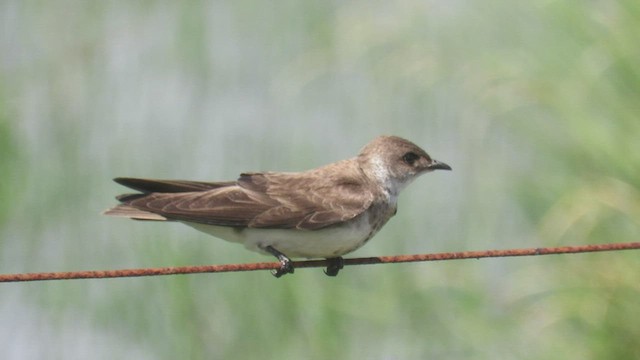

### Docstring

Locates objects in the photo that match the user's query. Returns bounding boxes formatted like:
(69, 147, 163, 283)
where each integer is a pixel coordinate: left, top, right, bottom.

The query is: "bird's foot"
(264, 246, 295, 278)
(272, 259, 295, 278)
(324, 257, 344, 277)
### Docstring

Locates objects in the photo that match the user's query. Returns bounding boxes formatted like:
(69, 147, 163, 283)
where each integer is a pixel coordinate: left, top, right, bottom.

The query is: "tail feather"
(105, 177, 233, 221)
(103, 204, 169, 221)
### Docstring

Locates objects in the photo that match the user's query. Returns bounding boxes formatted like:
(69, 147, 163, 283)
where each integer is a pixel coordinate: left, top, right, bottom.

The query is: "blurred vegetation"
(0, 92, 19, 224)
(1, 1, 638, 359)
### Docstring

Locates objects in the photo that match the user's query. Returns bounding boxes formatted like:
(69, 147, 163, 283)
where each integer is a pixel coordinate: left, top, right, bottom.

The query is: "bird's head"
(358, 135, 451, 196)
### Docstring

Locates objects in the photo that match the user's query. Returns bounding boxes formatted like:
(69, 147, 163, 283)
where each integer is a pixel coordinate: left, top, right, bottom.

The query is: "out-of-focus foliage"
(0, 1, 638, 359)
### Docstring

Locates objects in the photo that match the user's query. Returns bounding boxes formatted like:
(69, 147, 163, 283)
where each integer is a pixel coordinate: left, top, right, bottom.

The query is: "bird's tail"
(102, 204, 168, 221)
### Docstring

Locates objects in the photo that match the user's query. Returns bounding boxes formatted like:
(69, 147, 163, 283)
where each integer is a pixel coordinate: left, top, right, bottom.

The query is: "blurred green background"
(1, 1, 639, 359)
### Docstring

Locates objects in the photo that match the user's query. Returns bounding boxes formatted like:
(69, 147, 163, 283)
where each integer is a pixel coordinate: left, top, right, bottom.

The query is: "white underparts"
(184, 214, 376, 259)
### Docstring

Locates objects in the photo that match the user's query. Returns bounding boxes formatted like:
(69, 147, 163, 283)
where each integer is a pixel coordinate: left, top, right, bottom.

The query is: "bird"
(104, 135, 451, 277)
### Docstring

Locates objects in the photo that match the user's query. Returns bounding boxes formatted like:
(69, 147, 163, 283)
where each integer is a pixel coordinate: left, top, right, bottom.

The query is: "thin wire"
(1, 242, 638, 283)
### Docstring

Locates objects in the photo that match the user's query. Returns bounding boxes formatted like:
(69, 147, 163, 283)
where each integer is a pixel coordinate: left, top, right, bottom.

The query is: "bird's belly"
(184, 219, 375, 259)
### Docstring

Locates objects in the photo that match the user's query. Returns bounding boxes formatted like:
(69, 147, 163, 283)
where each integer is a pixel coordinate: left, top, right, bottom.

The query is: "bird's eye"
(402, 152, 420, 165)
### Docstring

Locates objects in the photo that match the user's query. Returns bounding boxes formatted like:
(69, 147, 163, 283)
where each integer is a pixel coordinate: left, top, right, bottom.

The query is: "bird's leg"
(324, 257, 344, 277)
(263, 246, 295, 278)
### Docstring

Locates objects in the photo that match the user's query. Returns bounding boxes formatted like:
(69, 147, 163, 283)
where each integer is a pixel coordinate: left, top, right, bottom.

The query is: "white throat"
(370, 155, 402, 202)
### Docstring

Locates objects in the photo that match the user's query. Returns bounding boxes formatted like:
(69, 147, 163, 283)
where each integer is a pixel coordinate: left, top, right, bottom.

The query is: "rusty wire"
(1, 242, 638, 283)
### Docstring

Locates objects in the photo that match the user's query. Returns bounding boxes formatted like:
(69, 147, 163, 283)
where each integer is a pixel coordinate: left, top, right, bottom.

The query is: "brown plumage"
(105, 160, 378, 230)
(104, 135, 451, 277)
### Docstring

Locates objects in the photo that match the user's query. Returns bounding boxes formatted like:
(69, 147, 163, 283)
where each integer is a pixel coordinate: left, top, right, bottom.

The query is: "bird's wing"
(113, 177, 235, 193)
(237, 171, 376, 229)
(110, 167, 376, 230)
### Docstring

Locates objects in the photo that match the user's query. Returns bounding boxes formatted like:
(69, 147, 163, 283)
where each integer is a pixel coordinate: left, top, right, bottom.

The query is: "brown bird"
(104, 135, 451, 277)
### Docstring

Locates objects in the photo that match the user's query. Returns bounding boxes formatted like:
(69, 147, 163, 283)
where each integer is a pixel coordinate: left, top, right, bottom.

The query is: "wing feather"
(114, 177, 235, 193)
(109, 161, 377, 230)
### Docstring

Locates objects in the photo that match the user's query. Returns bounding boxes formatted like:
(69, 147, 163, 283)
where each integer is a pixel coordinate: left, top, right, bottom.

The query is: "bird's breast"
(183, 201, 397, 259)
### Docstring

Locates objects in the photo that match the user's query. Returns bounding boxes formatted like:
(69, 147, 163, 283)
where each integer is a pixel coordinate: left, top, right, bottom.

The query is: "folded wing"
(104, 167, 375, 230)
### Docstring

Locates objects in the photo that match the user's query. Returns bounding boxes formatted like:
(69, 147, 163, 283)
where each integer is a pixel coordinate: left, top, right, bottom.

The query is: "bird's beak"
(428, 159, 452, 171)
